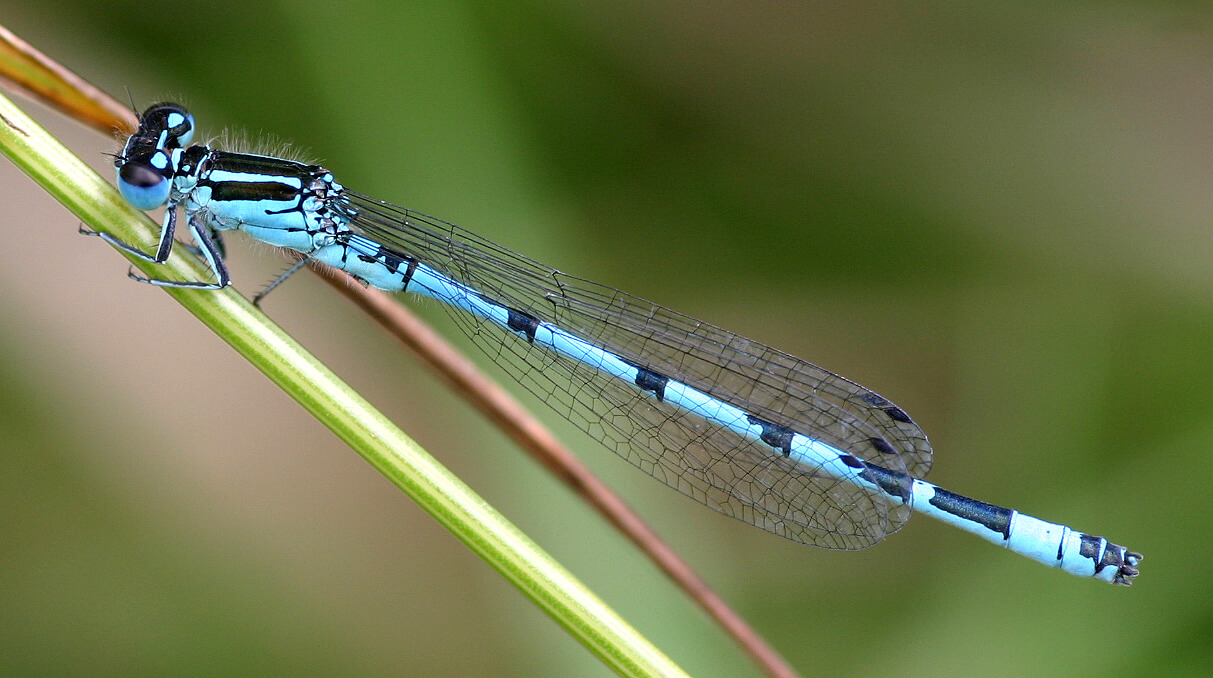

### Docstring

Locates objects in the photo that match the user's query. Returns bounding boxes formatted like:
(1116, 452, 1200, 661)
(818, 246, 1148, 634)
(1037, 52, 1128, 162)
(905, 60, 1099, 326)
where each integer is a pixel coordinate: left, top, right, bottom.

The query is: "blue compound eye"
(164, 107, 195, 147)
(117, 151, 172, 210)
(140, 102, 196, 148)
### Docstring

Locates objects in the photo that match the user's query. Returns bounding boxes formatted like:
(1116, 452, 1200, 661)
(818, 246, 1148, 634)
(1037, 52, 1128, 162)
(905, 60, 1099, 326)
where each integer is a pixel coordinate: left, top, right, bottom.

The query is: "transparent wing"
(345, 191, 932, 549)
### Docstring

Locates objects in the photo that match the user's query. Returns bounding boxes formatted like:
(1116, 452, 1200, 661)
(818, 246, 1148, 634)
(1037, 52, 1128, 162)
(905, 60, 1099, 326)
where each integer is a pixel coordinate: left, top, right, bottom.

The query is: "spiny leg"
(181, 227, 225, 261)
(79, 197, 181, 263)
(253, 255, 311, 306)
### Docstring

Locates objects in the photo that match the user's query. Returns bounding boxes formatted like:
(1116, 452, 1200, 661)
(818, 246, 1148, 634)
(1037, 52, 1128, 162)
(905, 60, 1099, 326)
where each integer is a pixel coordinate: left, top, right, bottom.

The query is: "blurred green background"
(0, 2, 1205, 676)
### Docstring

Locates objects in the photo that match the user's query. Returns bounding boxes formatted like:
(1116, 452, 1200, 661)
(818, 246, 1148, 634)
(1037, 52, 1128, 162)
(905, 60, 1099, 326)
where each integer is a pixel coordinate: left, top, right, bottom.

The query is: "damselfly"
(87, 103, 1141, 584)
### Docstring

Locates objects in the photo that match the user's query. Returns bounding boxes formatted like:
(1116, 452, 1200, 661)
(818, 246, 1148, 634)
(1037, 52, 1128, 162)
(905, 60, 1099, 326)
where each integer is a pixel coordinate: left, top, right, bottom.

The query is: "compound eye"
(117, 152, 172, 210)
(164, 107, 195, 147)
(140, 102, 195, 148)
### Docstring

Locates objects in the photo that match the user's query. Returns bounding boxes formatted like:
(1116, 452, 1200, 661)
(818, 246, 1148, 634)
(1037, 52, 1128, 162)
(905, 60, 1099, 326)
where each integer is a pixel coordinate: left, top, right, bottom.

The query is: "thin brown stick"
(0, 25, 135, 136)
(0, 24, 803, 678)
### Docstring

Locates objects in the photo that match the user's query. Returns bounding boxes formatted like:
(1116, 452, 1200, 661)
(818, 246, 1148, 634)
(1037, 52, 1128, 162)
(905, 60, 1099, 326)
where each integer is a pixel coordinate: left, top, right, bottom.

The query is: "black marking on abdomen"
(1079, 533, 1103, 567)
(1081, 535, 1133, 579)
(841, 454, 918, 503)
(746, 415, 794, 456)
(927, 487, 1013, 539)
(507, 308, 540, 343)
(400, 258, 418, 289)
(633, 367, 668, 402)
(856, 463, 914, 503)
(358, 247, 418, 291)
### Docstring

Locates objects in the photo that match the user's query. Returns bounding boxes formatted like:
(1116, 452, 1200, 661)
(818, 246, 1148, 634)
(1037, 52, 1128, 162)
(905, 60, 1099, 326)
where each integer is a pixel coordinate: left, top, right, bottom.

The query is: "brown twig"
(0, 25, 135, 136)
